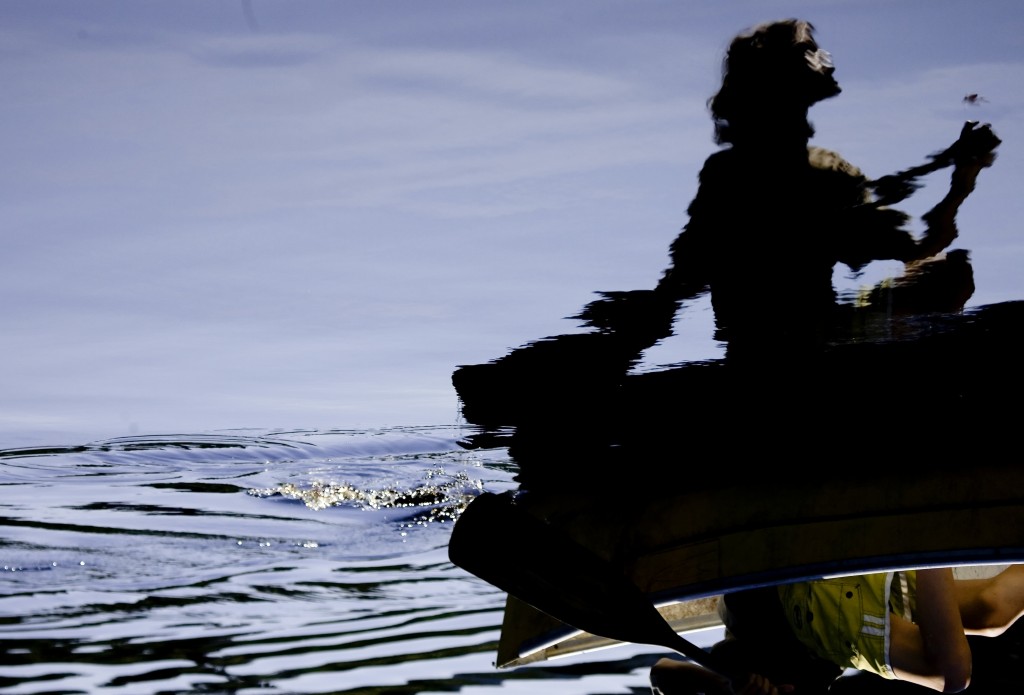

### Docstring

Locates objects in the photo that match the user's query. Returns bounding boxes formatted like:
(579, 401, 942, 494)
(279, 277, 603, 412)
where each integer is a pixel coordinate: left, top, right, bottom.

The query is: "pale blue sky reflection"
(2, 1, 1021, 445)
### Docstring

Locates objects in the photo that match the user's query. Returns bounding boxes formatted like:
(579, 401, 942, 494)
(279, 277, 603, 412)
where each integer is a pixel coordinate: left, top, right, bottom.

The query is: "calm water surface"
(0, 425, 682, 694)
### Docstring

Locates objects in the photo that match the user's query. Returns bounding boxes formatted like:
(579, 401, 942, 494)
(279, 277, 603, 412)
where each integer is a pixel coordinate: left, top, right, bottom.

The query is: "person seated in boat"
(578, 18, 1000, 366)
(651, 565, 1024, 695)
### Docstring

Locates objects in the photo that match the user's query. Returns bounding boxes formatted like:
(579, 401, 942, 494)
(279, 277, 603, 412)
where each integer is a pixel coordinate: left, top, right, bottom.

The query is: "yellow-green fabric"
(777, 571, 917, 679)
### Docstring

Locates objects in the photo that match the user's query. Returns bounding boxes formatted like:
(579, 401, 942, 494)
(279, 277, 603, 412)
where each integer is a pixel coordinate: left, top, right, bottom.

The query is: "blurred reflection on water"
(0, 426, 685, 694)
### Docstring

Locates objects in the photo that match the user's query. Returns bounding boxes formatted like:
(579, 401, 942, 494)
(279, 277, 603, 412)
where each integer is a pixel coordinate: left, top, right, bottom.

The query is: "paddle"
(448, 491, 740, 682)
(869, 120, 1000, 205)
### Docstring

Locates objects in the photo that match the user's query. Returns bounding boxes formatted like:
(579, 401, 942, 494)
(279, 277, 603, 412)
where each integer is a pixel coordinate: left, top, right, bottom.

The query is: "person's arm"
(888, 568, 973, 692)
(835, 122, 999, 271)
(911, 121, 1000, 262)
(576, 174, 711, 339)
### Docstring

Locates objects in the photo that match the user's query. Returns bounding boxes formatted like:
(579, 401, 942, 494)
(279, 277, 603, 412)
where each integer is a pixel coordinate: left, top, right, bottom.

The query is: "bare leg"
(955, 565, 1024, 637)
(890, 568, 973, 692)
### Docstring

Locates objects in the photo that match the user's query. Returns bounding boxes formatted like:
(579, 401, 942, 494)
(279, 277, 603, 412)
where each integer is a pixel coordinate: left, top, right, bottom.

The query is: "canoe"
(485, 437, 1024, 668)
(498, 567, 1011, 669)
(451, 300, 1024, 669)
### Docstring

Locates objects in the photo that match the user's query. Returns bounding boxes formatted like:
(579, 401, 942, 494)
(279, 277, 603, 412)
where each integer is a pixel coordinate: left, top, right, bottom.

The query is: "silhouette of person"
(451, 18, 1024, 695)
(580, 18, 999, 367)
(641, 21, 1013, 694)
(453, 17, 1001, 488)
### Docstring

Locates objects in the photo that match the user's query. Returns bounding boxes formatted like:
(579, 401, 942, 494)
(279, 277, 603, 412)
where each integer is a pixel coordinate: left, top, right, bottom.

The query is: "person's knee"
(974, 570, 1024, 635)
(940, 654, 973, 693)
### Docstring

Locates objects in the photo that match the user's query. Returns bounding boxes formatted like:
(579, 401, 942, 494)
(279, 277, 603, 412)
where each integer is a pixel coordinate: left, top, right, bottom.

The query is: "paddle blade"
(449, 492, 726, 672)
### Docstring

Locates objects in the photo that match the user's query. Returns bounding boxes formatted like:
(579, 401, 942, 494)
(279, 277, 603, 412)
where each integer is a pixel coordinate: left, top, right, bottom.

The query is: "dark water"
(0, 425, 678, 694)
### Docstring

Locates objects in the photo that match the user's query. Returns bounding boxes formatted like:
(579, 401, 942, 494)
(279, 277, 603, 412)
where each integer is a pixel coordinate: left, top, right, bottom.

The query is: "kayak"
(478, 428, 1024, 667)
(451, 300, 1024, 669)
(497, 567, 1011, 669)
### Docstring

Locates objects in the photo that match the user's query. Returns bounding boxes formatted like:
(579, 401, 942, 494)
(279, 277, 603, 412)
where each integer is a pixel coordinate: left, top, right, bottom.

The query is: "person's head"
(709, 19, 841, 145)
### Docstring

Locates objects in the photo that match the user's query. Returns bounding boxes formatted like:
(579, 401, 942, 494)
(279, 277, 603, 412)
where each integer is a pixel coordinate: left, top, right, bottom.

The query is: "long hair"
(709, 19, 819, 146)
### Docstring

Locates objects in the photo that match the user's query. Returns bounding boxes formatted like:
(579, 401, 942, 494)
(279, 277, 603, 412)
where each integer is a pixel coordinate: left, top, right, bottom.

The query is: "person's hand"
(870, 121, 1000, 206)
(952, 120, 1000, 168)
(945, 121, 1000, 195)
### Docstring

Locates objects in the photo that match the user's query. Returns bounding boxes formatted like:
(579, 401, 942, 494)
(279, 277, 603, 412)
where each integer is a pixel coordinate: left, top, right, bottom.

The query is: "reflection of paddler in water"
(451, 18, 1024, 695)
(453, 17, 1004, 480)
(640, 19, 1021, 695)
(580, 19, 1000, 366)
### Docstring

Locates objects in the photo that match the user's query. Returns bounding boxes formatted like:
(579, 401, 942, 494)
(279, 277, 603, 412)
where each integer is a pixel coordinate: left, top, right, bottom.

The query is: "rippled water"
(0, 425, 680, 694)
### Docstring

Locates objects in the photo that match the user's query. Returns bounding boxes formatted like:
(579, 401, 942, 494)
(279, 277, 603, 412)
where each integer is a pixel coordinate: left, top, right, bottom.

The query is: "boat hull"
(451, 301, 1024, 668)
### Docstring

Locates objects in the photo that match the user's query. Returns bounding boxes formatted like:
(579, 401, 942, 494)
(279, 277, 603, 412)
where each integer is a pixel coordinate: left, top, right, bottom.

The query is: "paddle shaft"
(448, 492, 740, 681)
(868, 120, 1000, 205)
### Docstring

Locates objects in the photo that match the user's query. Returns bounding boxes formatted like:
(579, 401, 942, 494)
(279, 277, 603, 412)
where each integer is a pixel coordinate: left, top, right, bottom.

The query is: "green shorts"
(777, 571, 916, 679)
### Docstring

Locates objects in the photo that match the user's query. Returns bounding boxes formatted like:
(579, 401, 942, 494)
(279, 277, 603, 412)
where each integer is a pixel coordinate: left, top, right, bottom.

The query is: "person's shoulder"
(808, 146, 866, 180)
(697, 147, 738, 180)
